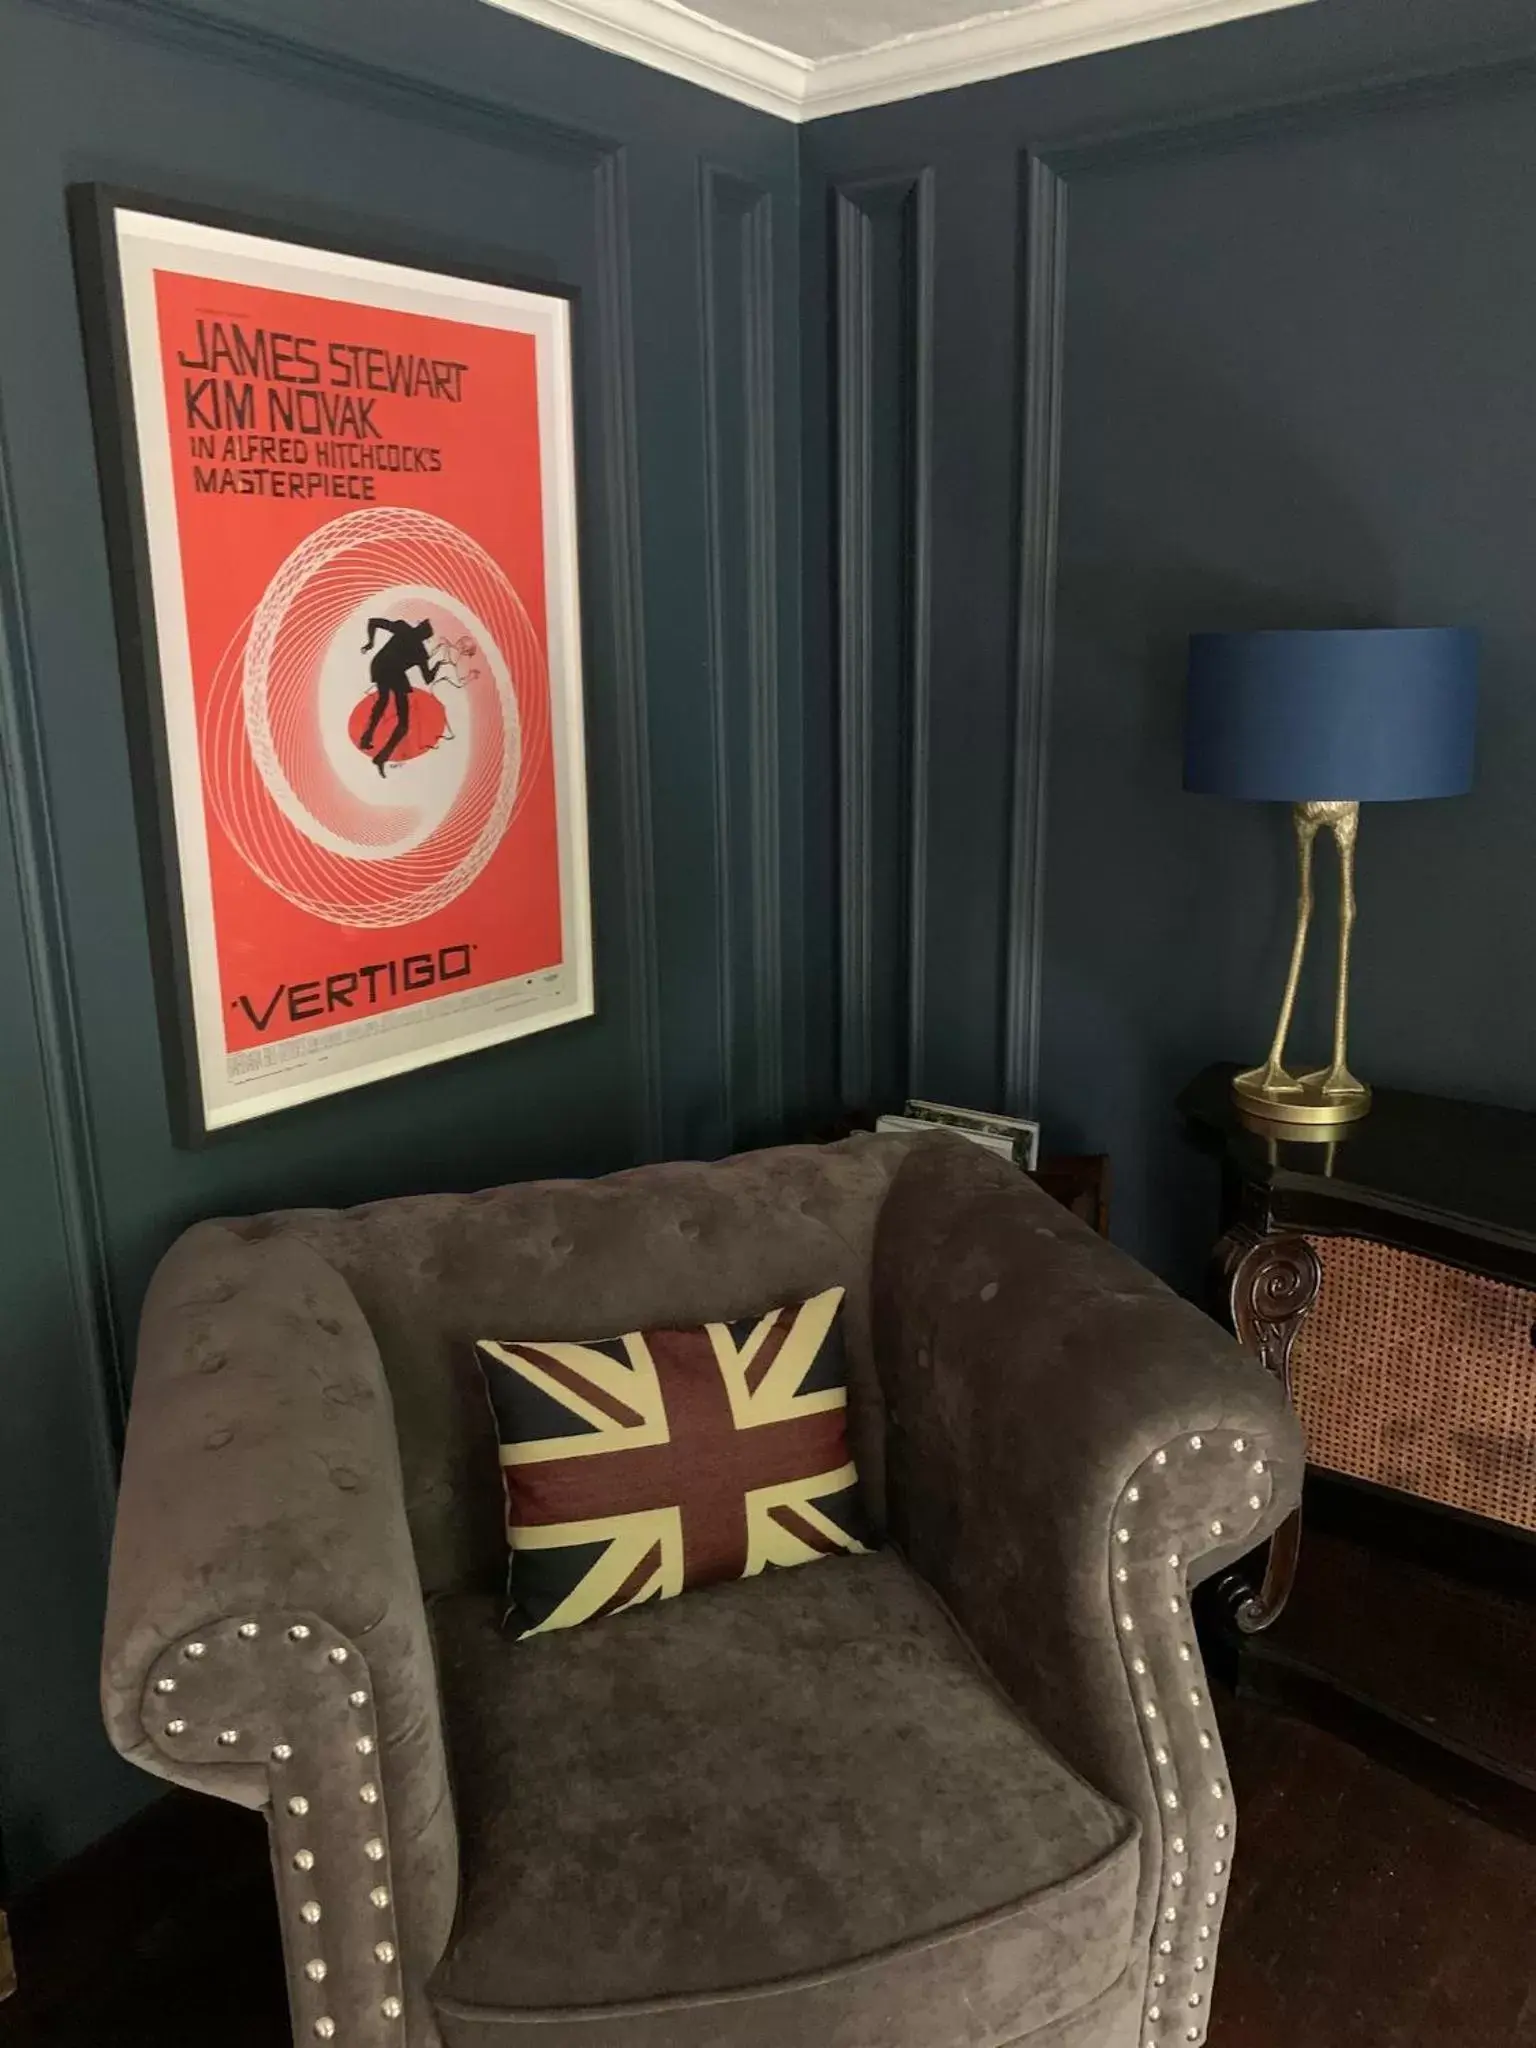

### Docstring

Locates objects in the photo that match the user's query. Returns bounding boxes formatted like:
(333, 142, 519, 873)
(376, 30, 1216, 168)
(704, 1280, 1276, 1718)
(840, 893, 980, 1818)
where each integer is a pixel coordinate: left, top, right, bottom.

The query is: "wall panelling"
(0, 0, 802, 1881)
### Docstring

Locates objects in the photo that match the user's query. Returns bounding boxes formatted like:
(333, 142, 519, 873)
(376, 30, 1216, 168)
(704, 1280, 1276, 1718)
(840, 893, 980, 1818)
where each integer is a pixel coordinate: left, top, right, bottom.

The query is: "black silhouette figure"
(359, 617, 441, 775)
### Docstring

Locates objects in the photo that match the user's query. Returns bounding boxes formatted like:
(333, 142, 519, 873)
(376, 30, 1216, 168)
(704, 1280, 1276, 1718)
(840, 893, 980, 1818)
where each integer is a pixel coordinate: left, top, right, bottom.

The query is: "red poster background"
(152, 268, 563, 1055)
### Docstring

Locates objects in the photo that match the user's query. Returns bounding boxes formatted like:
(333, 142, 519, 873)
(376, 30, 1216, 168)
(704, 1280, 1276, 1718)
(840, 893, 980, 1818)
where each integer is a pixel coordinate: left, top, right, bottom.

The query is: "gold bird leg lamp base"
(1232, 800, 1370, 1128)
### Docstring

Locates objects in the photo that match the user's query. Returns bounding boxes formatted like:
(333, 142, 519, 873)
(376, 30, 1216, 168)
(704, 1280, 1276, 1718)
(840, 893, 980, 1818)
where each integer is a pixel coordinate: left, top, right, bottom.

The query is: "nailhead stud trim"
(1111, 1430, 1272, 2044)
(142, 1614, 405, 2047)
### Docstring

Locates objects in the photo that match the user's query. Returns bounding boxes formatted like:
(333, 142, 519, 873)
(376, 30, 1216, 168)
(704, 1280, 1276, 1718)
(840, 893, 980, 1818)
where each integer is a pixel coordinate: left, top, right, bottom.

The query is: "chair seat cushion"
(428, 1552, 1138, 2048)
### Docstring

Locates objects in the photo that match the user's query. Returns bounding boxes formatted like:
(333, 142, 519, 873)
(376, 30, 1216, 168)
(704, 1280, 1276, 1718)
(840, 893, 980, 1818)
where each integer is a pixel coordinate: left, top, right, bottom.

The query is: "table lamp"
(1184, 627, 1477, 1129)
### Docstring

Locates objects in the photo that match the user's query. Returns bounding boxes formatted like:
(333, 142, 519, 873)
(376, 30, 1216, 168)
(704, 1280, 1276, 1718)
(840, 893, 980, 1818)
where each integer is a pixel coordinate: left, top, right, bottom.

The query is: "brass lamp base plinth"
(1231, 1062, 1371, 1129)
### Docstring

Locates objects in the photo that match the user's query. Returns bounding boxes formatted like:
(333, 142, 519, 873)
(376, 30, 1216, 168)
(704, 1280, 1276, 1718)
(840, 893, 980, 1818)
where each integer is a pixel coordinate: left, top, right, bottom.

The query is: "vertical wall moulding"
(904, 178, 935, 1099)
(700, 165, 784, 1143)
(592, 146, 665, 1159)
(0, 408, 123, 1539)
(831, 169, 934, 1113)
(833, 186, 875, 1111)
(1002, 154, 1067, 1117)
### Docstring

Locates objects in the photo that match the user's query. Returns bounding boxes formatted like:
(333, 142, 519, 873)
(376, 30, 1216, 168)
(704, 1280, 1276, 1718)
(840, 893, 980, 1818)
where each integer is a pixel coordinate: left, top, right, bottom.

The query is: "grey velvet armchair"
(102, 1130, 1301, 2048)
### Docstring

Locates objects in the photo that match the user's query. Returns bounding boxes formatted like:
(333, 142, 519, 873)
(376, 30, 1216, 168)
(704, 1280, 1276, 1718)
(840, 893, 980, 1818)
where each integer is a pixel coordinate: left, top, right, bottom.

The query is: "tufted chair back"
(223, 1134, 920, 1598)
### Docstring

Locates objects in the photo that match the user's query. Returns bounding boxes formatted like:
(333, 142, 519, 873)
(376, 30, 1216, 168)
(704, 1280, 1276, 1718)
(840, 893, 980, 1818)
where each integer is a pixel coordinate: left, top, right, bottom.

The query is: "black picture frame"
(69, 183, 592, 1145)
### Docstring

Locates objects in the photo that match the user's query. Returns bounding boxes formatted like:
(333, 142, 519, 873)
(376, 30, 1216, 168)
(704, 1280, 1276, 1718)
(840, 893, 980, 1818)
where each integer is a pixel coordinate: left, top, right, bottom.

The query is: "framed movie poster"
(72, 188, 593, 1141)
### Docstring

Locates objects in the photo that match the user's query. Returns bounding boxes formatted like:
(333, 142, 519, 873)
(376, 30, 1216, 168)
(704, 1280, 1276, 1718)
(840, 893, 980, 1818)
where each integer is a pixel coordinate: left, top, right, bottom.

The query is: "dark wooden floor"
(1209, 1694, 1536, 2047)
(3, 1690, 1534, 2047)
(0, 1792, 286, 2048)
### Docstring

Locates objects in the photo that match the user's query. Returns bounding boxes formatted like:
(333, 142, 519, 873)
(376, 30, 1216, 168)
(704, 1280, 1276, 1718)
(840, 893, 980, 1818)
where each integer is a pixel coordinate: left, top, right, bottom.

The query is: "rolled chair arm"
(102, 1224, 456, 2048)
(872, 1138, 1304, 2048)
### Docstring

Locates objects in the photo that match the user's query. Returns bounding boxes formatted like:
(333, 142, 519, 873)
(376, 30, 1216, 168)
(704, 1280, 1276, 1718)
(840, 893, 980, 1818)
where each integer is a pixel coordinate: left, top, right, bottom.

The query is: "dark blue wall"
(10, 0, 1536, 1890)
(802, 0, 1536, 1286)
(1047, 64, 1536, 1282)
(0, 0, 804, 1884)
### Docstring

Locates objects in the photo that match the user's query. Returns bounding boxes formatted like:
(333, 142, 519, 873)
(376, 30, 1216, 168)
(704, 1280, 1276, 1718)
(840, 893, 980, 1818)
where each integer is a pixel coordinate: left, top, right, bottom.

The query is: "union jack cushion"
(475, 1285, 870, 1637)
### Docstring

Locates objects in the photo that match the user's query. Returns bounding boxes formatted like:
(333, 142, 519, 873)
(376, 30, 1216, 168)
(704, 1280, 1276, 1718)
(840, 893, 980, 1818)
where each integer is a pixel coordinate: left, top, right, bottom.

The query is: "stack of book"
(875, 1099, 1040, 1172)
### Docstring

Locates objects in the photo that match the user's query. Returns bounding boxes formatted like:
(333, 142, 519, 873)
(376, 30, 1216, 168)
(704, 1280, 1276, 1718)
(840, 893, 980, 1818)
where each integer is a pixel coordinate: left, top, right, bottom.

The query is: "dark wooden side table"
(1180, 1063, 1536, 1820)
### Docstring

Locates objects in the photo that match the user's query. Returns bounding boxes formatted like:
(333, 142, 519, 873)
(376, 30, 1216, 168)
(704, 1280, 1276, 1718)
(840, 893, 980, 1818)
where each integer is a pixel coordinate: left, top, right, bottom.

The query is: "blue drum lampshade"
(1184, 627, 1478, 801)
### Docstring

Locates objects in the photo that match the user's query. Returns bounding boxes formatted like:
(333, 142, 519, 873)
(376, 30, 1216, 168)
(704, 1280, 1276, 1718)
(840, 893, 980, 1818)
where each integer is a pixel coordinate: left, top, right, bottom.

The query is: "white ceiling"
(480, 0, 1313, 120)
(704, 0, 1143, 64)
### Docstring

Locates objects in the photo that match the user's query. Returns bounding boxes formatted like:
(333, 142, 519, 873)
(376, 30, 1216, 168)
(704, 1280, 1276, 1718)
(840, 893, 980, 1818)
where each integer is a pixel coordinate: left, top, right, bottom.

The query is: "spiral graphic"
(201, 508, 548, 928)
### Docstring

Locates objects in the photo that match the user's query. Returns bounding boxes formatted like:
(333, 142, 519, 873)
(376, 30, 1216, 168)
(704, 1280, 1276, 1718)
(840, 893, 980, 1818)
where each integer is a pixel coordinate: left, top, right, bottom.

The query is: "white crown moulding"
(478, 0, 1313, 122)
